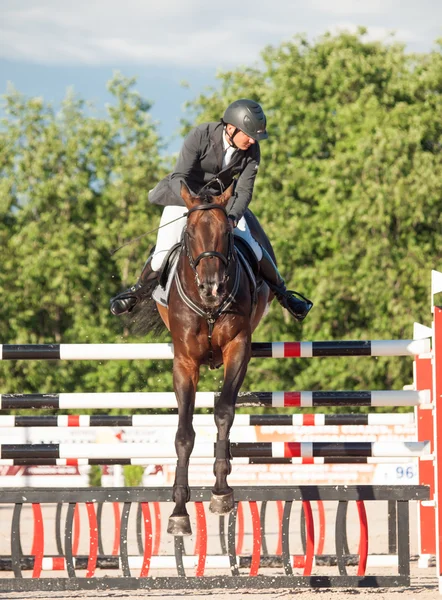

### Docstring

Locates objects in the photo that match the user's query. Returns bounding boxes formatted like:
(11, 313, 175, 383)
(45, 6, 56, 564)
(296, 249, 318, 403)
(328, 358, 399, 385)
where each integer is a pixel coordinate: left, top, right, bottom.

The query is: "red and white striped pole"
(414, 322, 436, 567)
(431, 270, 442, 593)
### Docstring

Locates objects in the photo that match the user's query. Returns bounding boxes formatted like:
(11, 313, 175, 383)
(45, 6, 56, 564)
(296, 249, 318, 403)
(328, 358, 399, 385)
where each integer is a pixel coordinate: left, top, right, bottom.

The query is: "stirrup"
(110, 295, 138, 316)
(278, 289, 313, 322)
(110, 282, 144, 316)
(288, 289, 313, 307)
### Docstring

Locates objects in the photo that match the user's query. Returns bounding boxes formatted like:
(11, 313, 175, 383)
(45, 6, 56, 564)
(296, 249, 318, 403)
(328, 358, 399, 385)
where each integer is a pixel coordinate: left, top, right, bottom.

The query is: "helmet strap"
(223, 124, 240, 150)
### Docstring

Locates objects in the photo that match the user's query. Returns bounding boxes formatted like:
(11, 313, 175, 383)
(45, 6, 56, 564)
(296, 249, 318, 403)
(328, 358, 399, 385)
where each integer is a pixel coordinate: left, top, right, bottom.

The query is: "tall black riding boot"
(110, 254, 158, 316)
(259, 248, 313, 322)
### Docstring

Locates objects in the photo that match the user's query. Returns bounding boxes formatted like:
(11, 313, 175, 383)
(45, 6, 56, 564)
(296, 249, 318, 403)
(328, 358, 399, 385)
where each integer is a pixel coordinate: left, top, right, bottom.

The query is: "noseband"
(184, 204, 234, 275)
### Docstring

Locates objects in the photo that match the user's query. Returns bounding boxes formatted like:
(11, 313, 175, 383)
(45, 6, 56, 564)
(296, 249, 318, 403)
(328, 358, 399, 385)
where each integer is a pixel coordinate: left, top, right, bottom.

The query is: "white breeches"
(151, 206, 263, 272)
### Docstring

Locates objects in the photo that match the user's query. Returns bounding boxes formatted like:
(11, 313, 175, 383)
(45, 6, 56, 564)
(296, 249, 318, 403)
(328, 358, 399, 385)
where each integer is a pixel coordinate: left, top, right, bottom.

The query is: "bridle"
(183, 204, 235, 285)
(177, 202, 240, 369)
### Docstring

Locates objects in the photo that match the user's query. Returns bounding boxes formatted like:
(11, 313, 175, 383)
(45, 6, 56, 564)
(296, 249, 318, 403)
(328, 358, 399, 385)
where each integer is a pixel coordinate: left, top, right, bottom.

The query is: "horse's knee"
(175, 426, 195, 453)
(214, 402, 234, 426)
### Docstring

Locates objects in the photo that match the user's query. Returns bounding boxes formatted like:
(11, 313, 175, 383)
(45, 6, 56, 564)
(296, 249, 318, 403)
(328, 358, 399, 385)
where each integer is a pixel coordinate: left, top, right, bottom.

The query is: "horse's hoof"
(209, 492, 234, 514)
(167, 515, 192, 536)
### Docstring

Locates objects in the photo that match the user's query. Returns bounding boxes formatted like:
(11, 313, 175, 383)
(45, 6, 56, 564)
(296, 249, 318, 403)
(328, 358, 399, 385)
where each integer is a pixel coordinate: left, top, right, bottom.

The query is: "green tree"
(1, 31, 441, 408)
(185, 30, 442, 397)
(0, 73, 168, 399)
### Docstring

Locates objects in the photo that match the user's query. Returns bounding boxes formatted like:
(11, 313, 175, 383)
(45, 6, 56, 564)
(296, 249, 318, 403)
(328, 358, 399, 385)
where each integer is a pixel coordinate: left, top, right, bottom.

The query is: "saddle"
(233, 238, 260, 304)
(152, 239, 260, 308)
(158, 243, 181, 289)
(233, 237, 259, 278)
(152, 243, 181, 307)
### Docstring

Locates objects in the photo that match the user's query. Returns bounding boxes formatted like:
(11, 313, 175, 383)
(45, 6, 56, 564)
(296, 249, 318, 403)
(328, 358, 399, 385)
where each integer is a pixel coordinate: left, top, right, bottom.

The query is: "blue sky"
(1, 0, 441, 153)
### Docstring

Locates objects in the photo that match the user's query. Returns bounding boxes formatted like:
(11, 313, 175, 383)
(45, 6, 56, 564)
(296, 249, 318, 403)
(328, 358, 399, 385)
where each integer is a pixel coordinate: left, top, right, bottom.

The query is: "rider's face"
(225, 124, 256, 150)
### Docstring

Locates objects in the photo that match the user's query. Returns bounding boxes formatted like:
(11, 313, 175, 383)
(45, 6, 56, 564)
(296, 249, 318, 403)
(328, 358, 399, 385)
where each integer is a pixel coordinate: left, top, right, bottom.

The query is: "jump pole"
(0, 338, 430, 360)
(0, 441, 430, 460)
(0, 389, 430, 410)
(0, 456, 422, 466)
(0, 412, 417, 428)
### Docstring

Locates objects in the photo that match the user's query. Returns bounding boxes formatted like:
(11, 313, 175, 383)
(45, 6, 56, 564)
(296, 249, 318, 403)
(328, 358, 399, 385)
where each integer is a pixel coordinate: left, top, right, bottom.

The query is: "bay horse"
(134, 182, 275, 536)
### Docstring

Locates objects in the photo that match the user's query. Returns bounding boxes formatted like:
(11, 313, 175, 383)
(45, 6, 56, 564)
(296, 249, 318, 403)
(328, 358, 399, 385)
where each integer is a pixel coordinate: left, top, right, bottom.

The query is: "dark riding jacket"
(148, 121, 261, 222)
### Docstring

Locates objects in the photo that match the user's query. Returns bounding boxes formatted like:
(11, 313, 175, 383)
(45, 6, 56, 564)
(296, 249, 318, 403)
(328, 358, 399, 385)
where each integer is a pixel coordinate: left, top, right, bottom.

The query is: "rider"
(110, 99, 313, 321)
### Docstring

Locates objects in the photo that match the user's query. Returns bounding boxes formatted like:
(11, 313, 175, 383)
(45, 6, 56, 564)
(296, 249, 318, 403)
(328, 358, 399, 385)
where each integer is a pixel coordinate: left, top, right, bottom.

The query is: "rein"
(110, 176, 235, 257)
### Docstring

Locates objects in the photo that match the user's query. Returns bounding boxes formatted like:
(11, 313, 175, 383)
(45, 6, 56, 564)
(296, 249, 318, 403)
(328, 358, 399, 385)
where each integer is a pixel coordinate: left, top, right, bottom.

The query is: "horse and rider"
(110, 99, 313, 323)
(110, 99, 313, 536)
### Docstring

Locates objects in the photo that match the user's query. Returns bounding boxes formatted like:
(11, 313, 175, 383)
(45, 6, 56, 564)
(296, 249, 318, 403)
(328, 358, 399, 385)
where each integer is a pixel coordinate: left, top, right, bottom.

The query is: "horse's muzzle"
(199, 281, 225, 303)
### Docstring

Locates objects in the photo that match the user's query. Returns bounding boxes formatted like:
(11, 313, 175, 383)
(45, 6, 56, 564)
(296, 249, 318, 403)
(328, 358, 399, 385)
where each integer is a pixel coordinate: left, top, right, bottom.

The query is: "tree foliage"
(186, 30, 442, 395)
(0, 73, 170, 399)
(1, 32, 441, 405)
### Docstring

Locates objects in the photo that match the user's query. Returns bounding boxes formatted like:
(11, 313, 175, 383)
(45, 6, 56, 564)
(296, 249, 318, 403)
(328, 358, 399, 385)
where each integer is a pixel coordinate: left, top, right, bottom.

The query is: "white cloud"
(0, 0, 438, 67)
(1, 0, 265, 66)
(309, 0, 393, 15)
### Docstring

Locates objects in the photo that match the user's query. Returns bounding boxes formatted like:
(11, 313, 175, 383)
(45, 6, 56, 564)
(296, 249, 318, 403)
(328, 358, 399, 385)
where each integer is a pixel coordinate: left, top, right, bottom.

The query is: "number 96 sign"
(396, 465, 417, 481)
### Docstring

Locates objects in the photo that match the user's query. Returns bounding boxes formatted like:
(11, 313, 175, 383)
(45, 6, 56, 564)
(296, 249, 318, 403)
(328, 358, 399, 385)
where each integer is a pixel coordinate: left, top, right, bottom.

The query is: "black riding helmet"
(222, 99, 268, 142)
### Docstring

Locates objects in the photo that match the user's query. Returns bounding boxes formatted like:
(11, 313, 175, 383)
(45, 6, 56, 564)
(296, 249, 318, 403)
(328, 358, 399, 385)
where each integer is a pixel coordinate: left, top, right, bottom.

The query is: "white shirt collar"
(222, 129, 236, 168)
(223, 129, 232, 150)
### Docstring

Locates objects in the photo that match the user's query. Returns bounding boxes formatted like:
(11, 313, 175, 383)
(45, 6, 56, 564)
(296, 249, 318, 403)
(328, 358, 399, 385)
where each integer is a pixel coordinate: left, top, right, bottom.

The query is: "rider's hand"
(228, 216, 237, 229)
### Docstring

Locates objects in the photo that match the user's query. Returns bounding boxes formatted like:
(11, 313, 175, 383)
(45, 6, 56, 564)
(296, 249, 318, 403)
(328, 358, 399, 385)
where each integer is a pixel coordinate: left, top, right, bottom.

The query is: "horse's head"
(180, 182, 235, 306)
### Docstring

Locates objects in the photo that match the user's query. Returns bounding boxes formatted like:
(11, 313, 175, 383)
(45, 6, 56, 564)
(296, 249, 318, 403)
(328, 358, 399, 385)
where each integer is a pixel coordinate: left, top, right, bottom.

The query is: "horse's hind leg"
(210, 337, 250, 514)
(167, 355, 199, 536)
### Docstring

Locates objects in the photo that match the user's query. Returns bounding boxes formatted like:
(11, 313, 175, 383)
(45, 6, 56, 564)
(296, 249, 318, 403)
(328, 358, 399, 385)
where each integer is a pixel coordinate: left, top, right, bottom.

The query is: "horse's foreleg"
(210, 335, 250, 514)
(167, 355, 199, 536)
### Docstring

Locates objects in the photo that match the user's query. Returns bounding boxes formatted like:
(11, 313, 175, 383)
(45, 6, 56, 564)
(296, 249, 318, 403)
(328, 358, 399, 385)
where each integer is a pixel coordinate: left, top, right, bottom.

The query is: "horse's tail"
(125, 280, 167, 337)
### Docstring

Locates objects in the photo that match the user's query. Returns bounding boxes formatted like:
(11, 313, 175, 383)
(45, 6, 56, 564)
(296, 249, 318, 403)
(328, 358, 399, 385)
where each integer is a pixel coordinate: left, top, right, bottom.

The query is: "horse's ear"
(215, 182, 235, 207)
(180, 181, 199, 209)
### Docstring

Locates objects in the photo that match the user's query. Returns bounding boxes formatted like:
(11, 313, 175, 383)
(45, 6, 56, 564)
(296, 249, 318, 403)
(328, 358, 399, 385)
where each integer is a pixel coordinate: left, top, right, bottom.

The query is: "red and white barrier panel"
(0, 389, 430, 410)
(0, 412, 416, 428)
(0, 441, 430, 460)
(0, 338, 430, 361)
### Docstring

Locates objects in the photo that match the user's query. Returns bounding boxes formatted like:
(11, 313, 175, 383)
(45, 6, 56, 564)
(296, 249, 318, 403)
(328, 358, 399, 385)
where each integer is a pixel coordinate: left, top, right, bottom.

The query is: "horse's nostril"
(199, 284, 211, 295)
